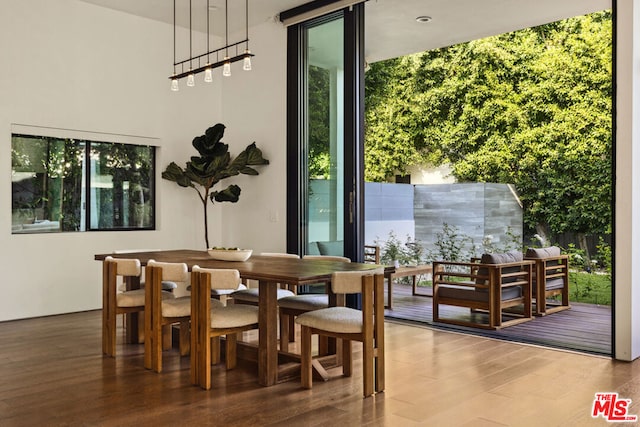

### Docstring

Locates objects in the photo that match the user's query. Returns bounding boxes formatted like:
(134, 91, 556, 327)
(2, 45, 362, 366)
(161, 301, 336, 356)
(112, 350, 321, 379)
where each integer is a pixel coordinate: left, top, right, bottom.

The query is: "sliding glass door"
(286, 4, 365, 264)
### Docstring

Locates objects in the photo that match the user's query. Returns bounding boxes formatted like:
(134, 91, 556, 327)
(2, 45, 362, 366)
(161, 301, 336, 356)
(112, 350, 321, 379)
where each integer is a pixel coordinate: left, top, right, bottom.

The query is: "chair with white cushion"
(113, 250, 178, 293)
(190, 266, 259, 390)
(103, 256, 167, 357)
(144, 260, 222, 373)
(295, 268, 385, 397)
(278, 255, 351, 351)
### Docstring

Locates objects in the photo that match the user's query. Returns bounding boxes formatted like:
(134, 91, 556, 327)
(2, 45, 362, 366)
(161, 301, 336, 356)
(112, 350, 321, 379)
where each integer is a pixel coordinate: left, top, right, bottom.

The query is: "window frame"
(11, 127, 157, 234)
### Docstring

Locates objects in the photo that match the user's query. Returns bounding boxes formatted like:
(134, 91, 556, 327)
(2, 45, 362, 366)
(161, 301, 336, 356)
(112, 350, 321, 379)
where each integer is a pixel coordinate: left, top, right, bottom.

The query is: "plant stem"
(203, 197, 209, 249)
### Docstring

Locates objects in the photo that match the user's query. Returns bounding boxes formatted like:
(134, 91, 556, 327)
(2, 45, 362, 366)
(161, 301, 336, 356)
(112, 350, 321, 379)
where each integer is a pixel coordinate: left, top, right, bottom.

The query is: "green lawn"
(569, 271, 611, 305)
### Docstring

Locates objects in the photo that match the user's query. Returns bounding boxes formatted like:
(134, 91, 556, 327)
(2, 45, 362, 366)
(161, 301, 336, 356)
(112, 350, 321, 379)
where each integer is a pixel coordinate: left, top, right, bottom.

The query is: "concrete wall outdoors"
(414, 183, 523, 260)
(362, 182, 523, 262)
(364, 182, 415, 246)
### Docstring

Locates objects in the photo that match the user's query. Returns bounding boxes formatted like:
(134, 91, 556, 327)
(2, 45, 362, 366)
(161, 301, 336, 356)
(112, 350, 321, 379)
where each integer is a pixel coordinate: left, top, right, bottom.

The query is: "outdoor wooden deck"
(384, 283, 612, 356)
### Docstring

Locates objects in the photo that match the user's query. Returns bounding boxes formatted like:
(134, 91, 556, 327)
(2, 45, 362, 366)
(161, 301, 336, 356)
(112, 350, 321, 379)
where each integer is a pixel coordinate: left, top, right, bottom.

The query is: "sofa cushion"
(438, 284, 522, 302)
(480, 250, 524, 264)
(525, 246, 561, 259)
(317, 240, 344, 256)
(476, 250, 524, 285)
(307, 241, 321, 255)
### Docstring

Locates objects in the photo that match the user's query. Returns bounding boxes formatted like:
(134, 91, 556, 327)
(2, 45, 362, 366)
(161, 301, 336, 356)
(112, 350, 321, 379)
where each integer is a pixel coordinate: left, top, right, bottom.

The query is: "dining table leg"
(258, 279, 278, 386)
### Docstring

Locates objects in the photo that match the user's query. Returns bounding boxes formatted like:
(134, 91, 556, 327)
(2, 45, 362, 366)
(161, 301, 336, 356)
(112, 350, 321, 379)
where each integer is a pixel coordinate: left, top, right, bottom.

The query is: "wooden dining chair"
(278, 255, 351, 351)
(112, 249, 178, 293)
(144, 260, 219, 373)
(102, 256, 151, 357)
(190, 266, 259, 390)
(295, 268, 385, 398)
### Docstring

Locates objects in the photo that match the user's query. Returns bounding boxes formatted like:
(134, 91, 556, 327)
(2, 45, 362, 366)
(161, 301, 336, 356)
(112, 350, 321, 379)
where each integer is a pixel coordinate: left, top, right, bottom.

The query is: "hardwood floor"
(0, 310, 635, 426)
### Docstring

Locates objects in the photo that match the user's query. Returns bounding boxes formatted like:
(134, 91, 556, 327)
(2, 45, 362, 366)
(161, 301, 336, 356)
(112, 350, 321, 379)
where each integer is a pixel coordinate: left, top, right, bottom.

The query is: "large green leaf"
(211, 184, 241, 203)
(161, 162, 193, 188)
(192, 124, 227, 157)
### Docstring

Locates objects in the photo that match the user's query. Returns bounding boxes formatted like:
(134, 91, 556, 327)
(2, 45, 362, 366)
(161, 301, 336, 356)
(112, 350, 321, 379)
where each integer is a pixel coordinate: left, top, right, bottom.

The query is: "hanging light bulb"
(170, 78, 179, 92)
(204, 67, 213, 83)
(187, 73, 195, 87)
(243, 50, 252, 71)
(223, 58, 231, 77)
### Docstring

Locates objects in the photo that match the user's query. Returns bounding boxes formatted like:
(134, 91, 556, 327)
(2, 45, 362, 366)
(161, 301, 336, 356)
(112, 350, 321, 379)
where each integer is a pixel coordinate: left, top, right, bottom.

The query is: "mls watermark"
(592, 392, 638, 422)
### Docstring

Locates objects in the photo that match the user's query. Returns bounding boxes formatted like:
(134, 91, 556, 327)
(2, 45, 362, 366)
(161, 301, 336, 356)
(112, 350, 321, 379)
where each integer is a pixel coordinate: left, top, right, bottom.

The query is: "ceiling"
(80, 0, 611, 63)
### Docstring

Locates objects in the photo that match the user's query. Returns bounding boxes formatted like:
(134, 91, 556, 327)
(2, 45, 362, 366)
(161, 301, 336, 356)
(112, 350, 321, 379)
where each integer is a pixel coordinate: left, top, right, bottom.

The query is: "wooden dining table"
(95, 249, 385, 386)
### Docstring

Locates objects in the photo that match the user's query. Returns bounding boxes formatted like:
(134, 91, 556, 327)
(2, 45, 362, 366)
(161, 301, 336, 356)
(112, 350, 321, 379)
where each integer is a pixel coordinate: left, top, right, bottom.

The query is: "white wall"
(0, 0, 224, 320)
(614, 0, 640, 361)
(217, 19, 289, 254)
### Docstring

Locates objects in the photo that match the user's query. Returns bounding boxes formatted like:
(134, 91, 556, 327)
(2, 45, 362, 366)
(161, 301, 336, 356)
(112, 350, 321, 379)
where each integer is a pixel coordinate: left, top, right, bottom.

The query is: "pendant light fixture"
(243, 0, 252, 71)
(169, 0, 254, 91)
(204, 0, 213, 83)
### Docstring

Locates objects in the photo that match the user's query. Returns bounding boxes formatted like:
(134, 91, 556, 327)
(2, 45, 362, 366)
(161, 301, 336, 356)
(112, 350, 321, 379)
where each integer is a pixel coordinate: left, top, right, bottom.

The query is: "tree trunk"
(535, 223, 551, 247)
(577, 232, 590, 264)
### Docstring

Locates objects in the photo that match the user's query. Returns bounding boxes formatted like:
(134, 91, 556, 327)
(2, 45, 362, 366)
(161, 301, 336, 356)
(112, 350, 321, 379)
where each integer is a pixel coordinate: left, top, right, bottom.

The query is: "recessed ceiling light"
(415, 16, 432, 23)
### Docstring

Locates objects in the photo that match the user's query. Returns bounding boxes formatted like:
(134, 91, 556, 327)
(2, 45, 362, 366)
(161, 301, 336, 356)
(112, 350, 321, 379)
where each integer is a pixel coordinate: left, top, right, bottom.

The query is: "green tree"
(364, 11, 612, 252)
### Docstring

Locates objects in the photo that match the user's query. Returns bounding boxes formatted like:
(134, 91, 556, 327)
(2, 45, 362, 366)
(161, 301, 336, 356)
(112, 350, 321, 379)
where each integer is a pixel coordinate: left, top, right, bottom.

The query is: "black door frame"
(285, 3, 366, 264)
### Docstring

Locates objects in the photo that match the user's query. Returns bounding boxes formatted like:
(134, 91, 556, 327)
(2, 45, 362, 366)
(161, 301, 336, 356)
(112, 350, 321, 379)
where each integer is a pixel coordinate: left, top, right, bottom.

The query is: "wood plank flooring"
(0, 310, 634, 426)
(385, 283, 612, 356)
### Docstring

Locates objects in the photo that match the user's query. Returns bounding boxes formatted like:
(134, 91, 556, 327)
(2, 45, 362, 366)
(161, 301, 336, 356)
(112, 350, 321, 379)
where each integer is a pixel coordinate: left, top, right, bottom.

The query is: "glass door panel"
(305, 17, 345, 256)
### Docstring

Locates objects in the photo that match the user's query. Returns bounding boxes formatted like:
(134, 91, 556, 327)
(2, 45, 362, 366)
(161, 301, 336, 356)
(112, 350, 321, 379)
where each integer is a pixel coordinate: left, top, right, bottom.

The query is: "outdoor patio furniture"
(432, 250, 534, 329)
(525, 246, 571, 316)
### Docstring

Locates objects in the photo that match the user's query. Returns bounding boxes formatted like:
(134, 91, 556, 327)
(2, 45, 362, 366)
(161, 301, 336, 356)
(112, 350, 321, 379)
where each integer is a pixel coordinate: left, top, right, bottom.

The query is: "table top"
(96, 249, 386, 286)
(387, 264, 433, 276)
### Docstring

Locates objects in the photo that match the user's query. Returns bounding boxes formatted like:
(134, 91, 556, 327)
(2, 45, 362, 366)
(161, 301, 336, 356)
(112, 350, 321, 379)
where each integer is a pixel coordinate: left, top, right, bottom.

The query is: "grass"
(569, 270, 611, 305)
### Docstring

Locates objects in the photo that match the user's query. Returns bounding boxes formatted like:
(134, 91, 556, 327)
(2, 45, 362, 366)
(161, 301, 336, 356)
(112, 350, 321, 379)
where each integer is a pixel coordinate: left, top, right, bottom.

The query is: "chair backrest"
(303, 255, 351, 263)
(525, 246, 567, 286)
(192, 266, 241, 291)
(259, 252, 299, 258)
(331, 268, 385, 294)
(147, 260, 188, 282)
(364, 245, 381, 264)
(104, 256, 141, 277)
(476, 250, 524, 285)
(525, 246, 562, 259)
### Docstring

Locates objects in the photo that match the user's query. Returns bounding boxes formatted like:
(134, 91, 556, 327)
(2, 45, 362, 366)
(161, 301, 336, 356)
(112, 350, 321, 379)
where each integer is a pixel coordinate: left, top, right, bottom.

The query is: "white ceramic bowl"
(207, 248, 252, 262)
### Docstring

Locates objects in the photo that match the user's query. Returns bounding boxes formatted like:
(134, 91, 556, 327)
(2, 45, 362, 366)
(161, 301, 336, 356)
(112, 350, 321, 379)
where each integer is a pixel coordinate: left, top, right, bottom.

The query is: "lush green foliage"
(364, 11, 612, 237)
(376, 231, 424, 266)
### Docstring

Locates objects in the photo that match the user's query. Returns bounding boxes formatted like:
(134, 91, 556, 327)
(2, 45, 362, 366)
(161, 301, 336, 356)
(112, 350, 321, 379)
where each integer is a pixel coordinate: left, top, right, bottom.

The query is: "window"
(11, 132, 155, 234)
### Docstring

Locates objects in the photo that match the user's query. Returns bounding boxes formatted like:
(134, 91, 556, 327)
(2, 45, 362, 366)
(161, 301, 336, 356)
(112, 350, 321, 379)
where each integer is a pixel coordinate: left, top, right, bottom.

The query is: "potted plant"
(161, 123, 269, 248)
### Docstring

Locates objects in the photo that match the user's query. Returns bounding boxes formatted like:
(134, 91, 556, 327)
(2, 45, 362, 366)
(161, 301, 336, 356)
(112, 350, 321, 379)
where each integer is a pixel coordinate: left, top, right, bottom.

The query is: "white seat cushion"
(295, 306, 362, 333)
(211, 283, 247, 296)
(162, 296, 223, 318)
(161, 296, 192, 317)
(278, 294, 329, 311)
(232, 288, 295, 303)
(210, 305, 259, 329)
(117, 289, 173, 307)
